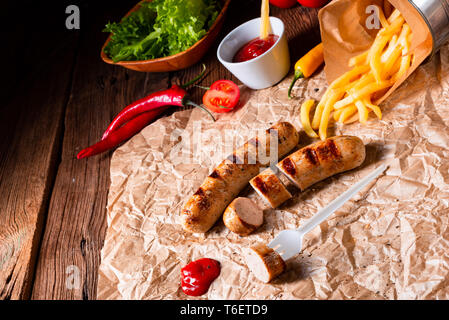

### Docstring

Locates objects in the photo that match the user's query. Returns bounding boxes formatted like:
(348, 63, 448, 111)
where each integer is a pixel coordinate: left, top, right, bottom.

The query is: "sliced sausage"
(245, 243, 286, 283)
(250, 168, 292, 208)
(277, 136, 365, 191)
(181, 122, 299, 233)
(223, 197, 263, 236)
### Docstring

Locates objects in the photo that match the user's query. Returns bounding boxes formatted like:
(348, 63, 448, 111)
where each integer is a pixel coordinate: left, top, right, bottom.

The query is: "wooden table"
(0, 0, 320, 299)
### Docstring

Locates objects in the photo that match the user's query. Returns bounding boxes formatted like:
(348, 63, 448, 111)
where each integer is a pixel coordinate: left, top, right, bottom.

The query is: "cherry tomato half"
(203, 80, 240, 113)
(297, 0, 329, 8)
(269, 0, 297, 8)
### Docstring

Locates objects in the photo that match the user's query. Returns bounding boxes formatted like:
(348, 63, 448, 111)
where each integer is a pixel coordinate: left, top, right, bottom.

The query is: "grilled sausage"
(181, 122, 299, 233)
(250, 168, 292, 208)
(277, 136, 365, 191)
(223, 197, 263, 236)
(245, 243, 286, 283)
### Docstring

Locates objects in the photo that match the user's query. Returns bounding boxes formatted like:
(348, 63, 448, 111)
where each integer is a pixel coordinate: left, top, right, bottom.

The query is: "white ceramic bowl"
(217, 17, 290, 90)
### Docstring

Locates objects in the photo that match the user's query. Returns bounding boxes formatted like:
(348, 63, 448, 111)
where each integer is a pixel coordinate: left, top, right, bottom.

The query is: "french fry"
(369, 33, 391, 83)
(318, 90, 343, 140)
(330, 65, 371, 89)
(338, 105, 357, 123)
(368, 32, 389, 62)
(311, 83, 349, 129)
(363, 98, 382, 119)
(344, 113, 360, 124)
(260, 0, 270, 39)
(381, 44, 402, 79)
(386, 25, 411, 79)
(387, 9, 401, 24)
(332, 78, 363, 97)
(348, 51, 368, 67)
(379, 16, 404, 37)
(311, 89, 331, 129)
(333, 108, 344, 122)
(300, 99, 319, 138)
(349, 72, 375, 94)
(387, 58, 402, 78)
(391, 53, 411, 82)
(398, 24, 411, 54)
(381, 35, 398, 63)
(375, 5, 390, 28)
(333, 95, 354, 110)
(355, 100, 369, 124)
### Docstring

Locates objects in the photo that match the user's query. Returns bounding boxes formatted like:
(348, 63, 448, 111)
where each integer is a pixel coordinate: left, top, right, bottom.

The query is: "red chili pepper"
(77, 65, 215, 159)
(76, 109, 163, 159)
(102, 64, 207, 140)
(102, 85, 187, 140)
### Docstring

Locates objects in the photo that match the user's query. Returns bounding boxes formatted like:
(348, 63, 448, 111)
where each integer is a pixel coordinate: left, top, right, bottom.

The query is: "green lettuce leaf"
(104, 0, 220, 62)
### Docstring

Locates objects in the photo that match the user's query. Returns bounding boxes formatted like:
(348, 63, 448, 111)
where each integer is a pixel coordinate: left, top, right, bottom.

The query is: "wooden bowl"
(100, 0, 232, 72)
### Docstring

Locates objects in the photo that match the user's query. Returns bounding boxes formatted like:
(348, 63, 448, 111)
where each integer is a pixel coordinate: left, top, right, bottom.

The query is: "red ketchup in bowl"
(181, 258, 221, 296)
(233, 34, 279, 63)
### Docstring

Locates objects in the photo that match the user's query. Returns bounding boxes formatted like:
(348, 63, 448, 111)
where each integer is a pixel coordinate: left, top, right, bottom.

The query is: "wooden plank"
(30, 0, 170, 300)
(0, 1, 79, 299)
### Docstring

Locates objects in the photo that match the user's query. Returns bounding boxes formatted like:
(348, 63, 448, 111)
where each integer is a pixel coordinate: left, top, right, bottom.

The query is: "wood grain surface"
(0, 0, 320, 299)
(0, 2, 80, 299)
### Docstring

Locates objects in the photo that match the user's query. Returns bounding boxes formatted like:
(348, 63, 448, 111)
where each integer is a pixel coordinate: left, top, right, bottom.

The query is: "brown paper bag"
(318, 0, 433, 105)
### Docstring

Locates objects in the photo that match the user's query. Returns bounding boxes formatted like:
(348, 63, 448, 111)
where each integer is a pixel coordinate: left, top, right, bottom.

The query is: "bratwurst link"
(277, 136, 366, 191)
(181, 122, 299, 233)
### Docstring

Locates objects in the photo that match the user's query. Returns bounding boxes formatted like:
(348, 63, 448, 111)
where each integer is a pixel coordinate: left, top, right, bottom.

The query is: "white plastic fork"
(268, 164, 388, 261)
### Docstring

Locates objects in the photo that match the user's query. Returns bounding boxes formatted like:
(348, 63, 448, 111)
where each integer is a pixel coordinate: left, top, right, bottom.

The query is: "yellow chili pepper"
(288, 42, 324, 99)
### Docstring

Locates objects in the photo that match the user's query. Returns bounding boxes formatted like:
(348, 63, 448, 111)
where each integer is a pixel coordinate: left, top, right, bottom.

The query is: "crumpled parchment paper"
(96, 3, 449, 299)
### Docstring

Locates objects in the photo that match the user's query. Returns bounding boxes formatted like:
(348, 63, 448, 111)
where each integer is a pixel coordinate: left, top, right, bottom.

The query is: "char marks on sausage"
(316, 138, 341, 161)
(209, 170, 222, 179)
(194, 189, 211, 211)
(193, 187, 205, 196)
(280, 157, 297, 176)
(304, 147, 319, 165)
(252, 176, 268, 195)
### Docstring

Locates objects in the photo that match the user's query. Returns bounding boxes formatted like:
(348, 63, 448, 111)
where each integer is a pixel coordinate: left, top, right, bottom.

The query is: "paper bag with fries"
(304, 0, 433, 141)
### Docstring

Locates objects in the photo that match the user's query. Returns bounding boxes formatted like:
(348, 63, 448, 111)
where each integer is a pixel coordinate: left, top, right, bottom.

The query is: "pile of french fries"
(301, 7, 413, 140)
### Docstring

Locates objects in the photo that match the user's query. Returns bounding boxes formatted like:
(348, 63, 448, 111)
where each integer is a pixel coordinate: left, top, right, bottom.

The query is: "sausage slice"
(245, 243, 286, 283)
(250, 168, 292, 208)
(223, 197, 263, 236)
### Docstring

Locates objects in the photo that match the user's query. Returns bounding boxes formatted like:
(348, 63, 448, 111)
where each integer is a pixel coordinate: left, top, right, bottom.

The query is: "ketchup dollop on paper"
(233, 34, 279, 63)
(181, 258, 221, 296)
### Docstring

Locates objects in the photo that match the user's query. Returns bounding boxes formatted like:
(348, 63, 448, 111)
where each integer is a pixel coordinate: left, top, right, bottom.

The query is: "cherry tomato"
(203, 80, 240, 113)
(297, 0, 329, 8)
(269, 0, 297, 8)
